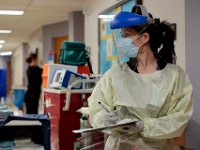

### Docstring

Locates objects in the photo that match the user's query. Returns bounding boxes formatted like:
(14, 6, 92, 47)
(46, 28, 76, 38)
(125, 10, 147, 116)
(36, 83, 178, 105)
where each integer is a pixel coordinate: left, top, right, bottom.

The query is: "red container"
(43, 89, 91, 150)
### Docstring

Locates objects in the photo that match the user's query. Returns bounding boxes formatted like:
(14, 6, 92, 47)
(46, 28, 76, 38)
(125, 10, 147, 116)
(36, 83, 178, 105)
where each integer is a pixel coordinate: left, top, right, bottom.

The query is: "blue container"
(61, 70, 86, 89)
(13, 89, 26, 109)
(0, 141, 14, 150)
(0, 69, 7, 98)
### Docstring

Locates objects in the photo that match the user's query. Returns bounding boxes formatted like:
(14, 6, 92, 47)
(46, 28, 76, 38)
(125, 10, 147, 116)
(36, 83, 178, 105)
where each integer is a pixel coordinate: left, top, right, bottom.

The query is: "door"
(55, 36, 68, 64)
(6, 59, 12, 94)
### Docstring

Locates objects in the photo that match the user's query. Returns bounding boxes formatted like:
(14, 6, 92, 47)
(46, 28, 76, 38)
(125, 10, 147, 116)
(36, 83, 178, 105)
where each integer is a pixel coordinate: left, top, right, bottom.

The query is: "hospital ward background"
(0, 0, 199, 150)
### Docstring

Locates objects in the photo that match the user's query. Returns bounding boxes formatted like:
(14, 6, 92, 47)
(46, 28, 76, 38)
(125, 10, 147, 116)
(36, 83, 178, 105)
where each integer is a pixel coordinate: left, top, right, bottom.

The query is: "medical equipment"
(63, 77, 100, 111)
(50, 69, 86, 89)
(59, 41, 86, 66)
(50, 69, 66, 88)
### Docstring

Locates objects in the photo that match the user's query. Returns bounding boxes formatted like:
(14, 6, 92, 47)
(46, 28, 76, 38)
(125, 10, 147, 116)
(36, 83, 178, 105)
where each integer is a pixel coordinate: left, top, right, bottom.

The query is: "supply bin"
(0, 69, 7, 98)
(12, 87, 27, 109)
(43, 88, 92, 150)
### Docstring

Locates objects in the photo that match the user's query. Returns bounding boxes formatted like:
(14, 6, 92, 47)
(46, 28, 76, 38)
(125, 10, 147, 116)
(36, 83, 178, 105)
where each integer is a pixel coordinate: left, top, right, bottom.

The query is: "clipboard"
(73, 119, 138, 133)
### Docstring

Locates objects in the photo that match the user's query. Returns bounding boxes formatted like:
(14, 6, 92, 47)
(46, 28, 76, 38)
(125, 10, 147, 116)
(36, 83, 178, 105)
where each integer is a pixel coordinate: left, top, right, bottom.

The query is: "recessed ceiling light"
(0, 30, 12, 33)
(0, 10, 24, 15)
(0, 51, 12, 56)
(0, 40, 5, 43)
(0, 45, 3, 48)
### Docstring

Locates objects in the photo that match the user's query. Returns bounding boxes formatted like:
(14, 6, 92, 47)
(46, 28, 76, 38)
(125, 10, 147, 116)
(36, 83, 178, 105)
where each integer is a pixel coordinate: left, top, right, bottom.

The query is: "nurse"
(88, 5, 193, 150)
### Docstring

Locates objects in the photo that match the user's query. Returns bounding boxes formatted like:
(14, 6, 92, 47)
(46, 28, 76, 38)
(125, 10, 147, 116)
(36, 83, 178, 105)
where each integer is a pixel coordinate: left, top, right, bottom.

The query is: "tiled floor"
(14, 139, 44, 150)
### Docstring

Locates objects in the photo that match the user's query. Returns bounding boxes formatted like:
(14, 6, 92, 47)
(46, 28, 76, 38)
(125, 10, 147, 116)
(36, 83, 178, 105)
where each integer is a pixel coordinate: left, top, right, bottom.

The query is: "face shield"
(112, 29, 140, 62)
(110, 11, 148, 62)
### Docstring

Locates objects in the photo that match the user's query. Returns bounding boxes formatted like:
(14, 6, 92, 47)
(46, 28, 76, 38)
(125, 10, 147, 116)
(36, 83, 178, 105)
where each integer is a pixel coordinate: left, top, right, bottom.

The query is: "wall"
(185, 0, 200, 149)
(72, 11, 85, 42)
(84, 0, 185, 74)
(143, 0, 185, 69)
(42, 21, 68, 64)
(0, 57, 6, 69)
(11, 29, 42, 87)
(69, 11, 85, 42)
(0, 57, 4, 68)
(68, 12, 74, 41)
(28, 28, 43, 66)
(12, 46, 24, 86)
(12, 42, 33, 87)
(0, 56, 10, 69)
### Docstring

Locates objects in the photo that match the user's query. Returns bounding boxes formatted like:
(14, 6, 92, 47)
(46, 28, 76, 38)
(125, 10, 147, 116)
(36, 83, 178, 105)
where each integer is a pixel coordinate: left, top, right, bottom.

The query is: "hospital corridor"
(0, 0, 200, 150)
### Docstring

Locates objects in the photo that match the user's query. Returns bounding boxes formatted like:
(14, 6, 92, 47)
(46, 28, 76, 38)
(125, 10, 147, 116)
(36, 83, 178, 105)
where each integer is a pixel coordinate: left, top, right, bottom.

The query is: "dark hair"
(26, 53, 37, 64)
(131, 5, 176, 64)
(132, 20, 176, 64)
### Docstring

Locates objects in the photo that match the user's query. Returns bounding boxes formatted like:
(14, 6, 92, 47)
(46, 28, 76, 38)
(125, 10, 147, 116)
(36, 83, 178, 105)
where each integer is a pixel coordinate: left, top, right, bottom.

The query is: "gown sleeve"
(88, 72, 115, 128)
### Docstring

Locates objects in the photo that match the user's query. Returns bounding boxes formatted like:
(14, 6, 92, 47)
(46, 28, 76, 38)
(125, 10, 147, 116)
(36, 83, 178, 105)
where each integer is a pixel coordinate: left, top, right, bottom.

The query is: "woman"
(88, 5, 193, 150)
(25, 53, 43, 114)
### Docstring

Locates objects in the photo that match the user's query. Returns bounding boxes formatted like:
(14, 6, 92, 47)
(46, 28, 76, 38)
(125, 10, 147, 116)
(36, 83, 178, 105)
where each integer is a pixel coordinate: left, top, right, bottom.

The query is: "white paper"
(73, 118, 138, 133)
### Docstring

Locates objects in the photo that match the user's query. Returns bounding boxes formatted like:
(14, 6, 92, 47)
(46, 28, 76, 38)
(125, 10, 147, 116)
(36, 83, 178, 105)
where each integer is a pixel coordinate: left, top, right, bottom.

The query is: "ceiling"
(0, 0, 85, 51)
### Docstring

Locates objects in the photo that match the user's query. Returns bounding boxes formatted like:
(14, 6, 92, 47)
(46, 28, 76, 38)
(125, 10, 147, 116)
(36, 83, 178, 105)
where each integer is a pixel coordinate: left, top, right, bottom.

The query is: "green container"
(59, 41, 86, 66)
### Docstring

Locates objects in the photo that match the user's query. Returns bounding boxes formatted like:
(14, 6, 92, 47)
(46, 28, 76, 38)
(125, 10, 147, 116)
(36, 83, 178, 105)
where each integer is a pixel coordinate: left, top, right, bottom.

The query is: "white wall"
(12, 46, 24, 86)
(84, 0, 119, 74)
(143, 0, 185, 69)
(28, 28, 43, 66)
(11, 28, 43, 87)
(0, 56, 10, 69)
(0, 57, 5, 68)
(85, 0, 185, 74)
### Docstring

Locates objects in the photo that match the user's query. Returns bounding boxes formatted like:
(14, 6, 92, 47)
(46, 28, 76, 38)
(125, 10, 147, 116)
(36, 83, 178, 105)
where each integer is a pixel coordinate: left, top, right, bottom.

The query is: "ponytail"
(26, 57, 32, 63)
(26, 53, 38, 64)
(130, 5, 176, 64)
(155, 21, 176, 64)
(131, 20, 177, 65)
(146, 20, 176, 64)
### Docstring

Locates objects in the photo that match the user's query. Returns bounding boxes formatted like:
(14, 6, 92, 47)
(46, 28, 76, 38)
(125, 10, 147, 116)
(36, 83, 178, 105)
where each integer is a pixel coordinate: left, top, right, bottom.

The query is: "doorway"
(54, 36, 68, 63)
(6, 59, 12, 94)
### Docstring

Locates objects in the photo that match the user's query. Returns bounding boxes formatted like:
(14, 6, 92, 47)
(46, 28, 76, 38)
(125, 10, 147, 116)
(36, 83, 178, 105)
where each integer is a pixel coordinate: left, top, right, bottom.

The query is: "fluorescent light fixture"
(0, 10, 24, 15)
(0, 40, 5, 44)
(0, 45, 2, 49)
(0, 51, 12, 56)
(98, 15, 115, 19)
(0, 30, 12, 33)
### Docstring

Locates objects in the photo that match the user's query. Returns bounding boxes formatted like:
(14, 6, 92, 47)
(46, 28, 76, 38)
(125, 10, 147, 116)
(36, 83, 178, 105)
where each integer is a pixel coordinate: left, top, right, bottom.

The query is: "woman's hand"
(104, 110, 120, 125)
(121, 120, 144, 133)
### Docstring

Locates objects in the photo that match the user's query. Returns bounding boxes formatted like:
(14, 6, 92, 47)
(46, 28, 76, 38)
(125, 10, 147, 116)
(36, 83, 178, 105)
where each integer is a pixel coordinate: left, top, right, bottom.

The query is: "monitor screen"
(55, 72, 62, 82)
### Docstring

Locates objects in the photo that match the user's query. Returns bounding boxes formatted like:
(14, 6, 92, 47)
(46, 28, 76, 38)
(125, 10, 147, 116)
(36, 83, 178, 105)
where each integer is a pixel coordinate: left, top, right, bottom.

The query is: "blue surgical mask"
(116, 37, 139, 58)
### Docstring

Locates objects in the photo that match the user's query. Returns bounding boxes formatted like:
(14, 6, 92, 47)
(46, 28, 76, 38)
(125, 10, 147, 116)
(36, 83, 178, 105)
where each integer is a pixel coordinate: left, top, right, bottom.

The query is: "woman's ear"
(141, 33, 150, 43)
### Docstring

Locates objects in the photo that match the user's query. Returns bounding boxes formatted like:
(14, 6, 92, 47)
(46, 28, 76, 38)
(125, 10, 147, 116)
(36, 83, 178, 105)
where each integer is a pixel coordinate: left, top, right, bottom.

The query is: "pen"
(98, 101, 110, 112)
